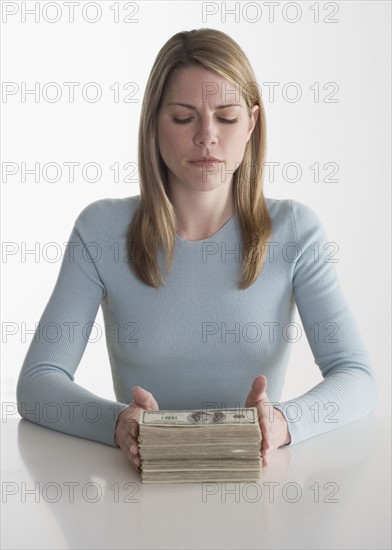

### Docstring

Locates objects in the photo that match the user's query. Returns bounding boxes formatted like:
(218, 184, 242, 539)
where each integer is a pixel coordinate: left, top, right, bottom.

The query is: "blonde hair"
(126, 28, 271, 289)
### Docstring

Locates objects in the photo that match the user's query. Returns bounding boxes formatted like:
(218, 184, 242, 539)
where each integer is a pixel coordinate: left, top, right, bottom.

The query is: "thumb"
(131, 386, 159, 411)
(245, 375, 268, 408)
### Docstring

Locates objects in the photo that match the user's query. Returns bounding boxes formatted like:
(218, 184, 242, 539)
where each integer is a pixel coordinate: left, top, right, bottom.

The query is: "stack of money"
(138, 408, 262, 483)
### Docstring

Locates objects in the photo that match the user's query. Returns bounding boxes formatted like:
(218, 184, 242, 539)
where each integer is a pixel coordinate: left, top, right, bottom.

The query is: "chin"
(189, 180, 226, 192)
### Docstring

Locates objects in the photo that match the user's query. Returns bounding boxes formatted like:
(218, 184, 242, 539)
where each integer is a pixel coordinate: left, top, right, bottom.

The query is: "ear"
(246, 105, 259, 142)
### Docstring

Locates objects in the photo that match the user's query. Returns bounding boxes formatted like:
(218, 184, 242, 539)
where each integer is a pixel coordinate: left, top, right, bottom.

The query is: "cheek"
(158, 126, 173, 160)
(225, 128, 249, 157)
(160, 126, 184, 155)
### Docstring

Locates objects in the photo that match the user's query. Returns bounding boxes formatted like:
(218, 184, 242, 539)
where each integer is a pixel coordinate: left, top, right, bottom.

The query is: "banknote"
(138, 407, 262, 483)
(139, 408, 258, 425)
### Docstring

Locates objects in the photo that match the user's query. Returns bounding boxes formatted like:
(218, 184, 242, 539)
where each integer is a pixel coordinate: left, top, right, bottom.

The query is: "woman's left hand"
(245, 375, 291, 467)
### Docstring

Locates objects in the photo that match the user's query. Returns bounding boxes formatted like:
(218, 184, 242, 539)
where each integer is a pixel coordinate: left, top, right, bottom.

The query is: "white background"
(1, 1, 391, 415)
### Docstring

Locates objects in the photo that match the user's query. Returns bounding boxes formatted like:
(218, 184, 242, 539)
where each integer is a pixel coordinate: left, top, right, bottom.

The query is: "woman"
(16, 28, 378, 474)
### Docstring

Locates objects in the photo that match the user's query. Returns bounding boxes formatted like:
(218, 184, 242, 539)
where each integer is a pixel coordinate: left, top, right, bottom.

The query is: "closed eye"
(172, 117, 238, 125)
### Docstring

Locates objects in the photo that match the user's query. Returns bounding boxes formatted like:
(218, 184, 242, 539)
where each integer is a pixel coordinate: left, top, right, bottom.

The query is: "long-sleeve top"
(16, 195, 378, 447)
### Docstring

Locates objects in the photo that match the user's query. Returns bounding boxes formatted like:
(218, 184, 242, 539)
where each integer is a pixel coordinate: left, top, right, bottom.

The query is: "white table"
(1, 415, 391, 549)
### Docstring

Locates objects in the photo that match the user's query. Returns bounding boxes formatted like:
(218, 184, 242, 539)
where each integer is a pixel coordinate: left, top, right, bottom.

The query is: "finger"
(130, 444, 139, 456)
(128, 418, 139, 437)
(259, 412, 273, 462)
(133, 457, 141, 472)
(261, 432, 279, 465)
(118, 418, 139, 445)
(245, 375, 268, 408)
(123, 432, 138, 451)
(120, 436, 141, 469)
(116, 419, 142, 473)
(131, 386, 159, 411)
(262, 446, 277, 468)
(245, 377, 269, 424)
(125, 446, 141, 472)
(252, 400, 271, 448)
(118, 417, 139, 441)
(247, 379, 276, 450)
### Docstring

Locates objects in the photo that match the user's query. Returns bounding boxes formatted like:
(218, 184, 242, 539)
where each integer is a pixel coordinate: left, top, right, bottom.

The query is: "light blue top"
(16, 195, 378, 447)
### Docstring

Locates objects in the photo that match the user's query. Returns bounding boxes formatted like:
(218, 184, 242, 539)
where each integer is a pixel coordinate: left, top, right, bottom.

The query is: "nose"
(193, 116, 218, 146)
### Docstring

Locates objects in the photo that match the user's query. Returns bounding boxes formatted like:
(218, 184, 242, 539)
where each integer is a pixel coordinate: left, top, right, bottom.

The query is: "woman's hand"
(114, 386, 159, 473)
(245, 375, 291, 467)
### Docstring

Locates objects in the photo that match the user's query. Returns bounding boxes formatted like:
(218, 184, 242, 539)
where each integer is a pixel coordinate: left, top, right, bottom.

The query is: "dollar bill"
(139, 408, 258, 425)
(138, 407, 262, 484)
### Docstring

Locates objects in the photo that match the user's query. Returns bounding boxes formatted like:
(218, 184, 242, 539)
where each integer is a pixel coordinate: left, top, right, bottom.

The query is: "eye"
(172, 117, 193, 124)
(172, 117, 239, 125)
(219, 118, 238, 124)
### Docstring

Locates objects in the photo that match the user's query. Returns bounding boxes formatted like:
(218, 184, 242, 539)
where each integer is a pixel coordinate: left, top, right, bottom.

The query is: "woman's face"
(157, 65, 259, 194)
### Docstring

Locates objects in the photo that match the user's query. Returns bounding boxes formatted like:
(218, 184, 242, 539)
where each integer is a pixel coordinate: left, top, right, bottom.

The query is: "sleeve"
(16, 199, 129, 447)
(273, 199, 379, 446)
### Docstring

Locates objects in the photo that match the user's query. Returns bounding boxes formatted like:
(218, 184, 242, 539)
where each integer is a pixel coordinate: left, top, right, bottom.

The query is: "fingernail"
(134, 457, 140, 467)
(130, 445, 137, 454)
(132, 386, 141, 392)
(131, 428, 136, 437)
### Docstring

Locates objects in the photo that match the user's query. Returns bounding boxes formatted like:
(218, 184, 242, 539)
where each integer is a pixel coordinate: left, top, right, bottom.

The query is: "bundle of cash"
(138, 408, 262, 483)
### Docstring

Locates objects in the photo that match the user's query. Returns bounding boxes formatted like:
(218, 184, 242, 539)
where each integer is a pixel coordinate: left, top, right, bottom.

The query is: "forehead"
(162, 65, 245, 106)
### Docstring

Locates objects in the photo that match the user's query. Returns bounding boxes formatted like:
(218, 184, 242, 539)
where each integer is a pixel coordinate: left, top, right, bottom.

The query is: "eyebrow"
(166, 102, 243, 110)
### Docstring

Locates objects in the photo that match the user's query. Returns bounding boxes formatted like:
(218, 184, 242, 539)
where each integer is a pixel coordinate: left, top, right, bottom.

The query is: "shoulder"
(74, 195, 140, 238)
(265, 196, 320, 221)
(265, 197, 323, 242)
(76, 195, 140, 223)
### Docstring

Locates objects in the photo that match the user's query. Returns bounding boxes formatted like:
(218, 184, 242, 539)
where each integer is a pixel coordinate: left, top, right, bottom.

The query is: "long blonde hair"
(126, 28, 271, 289)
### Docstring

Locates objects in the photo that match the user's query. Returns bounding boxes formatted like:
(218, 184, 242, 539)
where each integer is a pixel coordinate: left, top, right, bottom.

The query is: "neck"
(167, 179, 235, 241)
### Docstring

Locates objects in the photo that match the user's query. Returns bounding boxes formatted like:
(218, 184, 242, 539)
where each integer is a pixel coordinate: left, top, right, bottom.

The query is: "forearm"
(273, 367, 378, 446)
(16, 367, 129, 447)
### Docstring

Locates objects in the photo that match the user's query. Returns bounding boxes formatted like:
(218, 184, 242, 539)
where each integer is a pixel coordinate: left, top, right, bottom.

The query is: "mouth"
(188, 157, 223, 167)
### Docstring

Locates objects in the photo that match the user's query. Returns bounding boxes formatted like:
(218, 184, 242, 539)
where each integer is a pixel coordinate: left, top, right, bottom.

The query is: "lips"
(188, 157, 223, 167)
(190, 156, 222, 162)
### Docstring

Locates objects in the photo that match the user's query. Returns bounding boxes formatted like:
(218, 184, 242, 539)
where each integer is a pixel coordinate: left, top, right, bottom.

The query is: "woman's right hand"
(114, 386, 159, 473)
